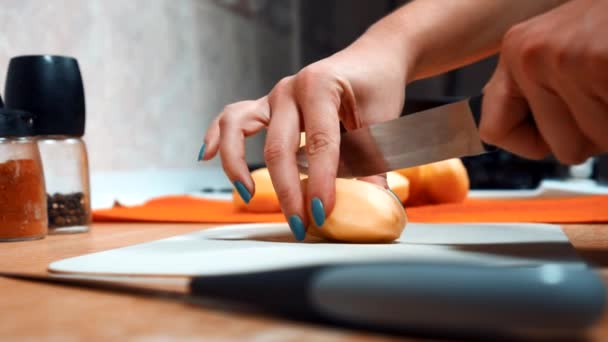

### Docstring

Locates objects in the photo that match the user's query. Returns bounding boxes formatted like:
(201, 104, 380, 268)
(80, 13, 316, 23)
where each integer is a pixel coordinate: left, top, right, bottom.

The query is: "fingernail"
(234, 181, 251, 204)
(288, 215, 306, 241)
(311, 197, 325, 228)
(197, 143, 206, 161)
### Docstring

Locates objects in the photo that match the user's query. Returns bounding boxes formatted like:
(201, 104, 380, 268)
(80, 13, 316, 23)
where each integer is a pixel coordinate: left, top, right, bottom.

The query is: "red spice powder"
(0, 159, 47, 240)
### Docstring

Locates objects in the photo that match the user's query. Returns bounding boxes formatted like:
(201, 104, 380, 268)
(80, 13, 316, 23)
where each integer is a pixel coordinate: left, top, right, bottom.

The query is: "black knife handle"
(468, 94, 539, 154)
(467, 94, 484, 127)
(467, 94, 497, 153)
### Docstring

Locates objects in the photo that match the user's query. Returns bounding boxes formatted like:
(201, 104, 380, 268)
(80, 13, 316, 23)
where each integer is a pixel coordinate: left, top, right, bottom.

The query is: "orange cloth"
(93, 195, 608, 224)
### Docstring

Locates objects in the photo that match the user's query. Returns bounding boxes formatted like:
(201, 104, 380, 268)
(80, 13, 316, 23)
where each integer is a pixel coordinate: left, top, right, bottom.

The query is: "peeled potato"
(396, 165, 430, 206)
(303, 178, 407, 243)
(233, 168, 281, 213)
(396, 158, 469, 206)
(234, 167, 308, 212)
(424, 158, 469, 204)
(386, 171, 409, 203)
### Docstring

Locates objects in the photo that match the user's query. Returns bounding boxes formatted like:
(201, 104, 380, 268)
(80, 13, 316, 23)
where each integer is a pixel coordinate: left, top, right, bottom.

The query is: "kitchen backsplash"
(0, 0, 296, 172)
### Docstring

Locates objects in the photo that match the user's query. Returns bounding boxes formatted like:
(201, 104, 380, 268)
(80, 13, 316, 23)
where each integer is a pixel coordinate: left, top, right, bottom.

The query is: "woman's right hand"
(481, 0, 608, 164)
(201, 31, 414, 240)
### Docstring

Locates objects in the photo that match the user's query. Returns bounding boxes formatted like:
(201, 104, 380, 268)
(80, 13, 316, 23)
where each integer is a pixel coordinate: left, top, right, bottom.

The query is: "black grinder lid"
(4, 55, 85, 137)
(0, 108, 35, 138)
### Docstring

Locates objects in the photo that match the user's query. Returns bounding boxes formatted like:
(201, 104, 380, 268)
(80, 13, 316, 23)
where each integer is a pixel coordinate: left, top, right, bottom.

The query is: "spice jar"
(0, 108, 48, 241)
(5, 55, 91, 234)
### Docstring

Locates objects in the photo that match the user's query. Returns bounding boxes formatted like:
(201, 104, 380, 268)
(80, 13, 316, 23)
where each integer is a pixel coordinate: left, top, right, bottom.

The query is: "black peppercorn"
(47, 192, 90, 229)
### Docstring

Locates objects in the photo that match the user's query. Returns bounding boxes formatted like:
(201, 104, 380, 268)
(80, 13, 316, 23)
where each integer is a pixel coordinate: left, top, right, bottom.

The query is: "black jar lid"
(0, 109, 35, 138)
(4, 55, 85, 137)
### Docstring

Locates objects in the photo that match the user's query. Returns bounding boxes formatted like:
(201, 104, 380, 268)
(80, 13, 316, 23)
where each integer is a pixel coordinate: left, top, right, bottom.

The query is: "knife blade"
(296, 94, 495, 178)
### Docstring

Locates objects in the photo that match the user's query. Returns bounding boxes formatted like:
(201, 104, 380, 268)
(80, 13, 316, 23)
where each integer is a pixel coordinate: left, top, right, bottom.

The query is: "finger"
(481, 57, 550, 159)
(524, 84, 596, 165)
(498, 27, 596, 164)
(202, 96, 269, 161)
(265, 82, 308, 241)
(295, 72, 342, 228)
(200, 116, 220, 161)
(218, 99, 270, 202)
(552, 75, 608, 152)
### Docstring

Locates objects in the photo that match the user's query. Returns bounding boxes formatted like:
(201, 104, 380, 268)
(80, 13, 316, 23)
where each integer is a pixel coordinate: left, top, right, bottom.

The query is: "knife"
(296, 94, 497, 178)
(191, 262, 605, 338)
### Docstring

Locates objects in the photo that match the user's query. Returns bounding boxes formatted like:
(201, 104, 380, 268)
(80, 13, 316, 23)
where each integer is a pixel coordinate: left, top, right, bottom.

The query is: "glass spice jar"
(38, 137, 91, 233)
(5, 55, 91, 234)
(0, 108, 48, 242)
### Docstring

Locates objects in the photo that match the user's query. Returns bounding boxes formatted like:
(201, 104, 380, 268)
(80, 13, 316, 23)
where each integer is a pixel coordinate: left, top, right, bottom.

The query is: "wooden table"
(0, 223, 607, 341)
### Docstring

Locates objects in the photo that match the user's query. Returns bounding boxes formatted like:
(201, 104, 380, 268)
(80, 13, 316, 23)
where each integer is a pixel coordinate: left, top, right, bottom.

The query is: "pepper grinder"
(4, 55, 92, 234)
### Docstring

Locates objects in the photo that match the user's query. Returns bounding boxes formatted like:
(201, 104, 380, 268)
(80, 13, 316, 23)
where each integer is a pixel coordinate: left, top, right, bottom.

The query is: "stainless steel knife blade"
(296, 96, 489, 178)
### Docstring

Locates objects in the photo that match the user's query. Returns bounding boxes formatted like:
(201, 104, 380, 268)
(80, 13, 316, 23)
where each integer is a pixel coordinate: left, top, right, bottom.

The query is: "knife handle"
(467, 94, 498, 153)
(468, 94, 538, 154)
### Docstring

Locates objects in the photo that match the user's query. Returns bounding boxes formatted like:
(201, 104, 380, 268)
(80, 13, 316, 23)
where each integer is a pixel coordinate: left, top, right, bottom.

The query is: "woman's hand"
(481, 0, 608, 164)
(201, 33, 412, 240)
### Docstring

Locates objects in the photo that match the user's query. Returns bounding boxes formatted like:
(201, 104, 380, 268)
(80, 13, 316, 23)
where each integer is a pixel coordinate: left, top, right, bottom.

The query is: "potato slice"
(386, 171, 409, 203)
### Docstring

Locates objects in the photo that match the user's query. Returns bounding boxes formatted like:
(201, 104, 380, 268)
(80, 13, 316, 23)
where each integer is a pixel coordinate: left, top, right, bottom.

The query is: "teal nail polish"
(288, 215, 306, 241)
(311, 197, 325, 228)
(234, 181, 251, 204)
(197, 143, 206, 161)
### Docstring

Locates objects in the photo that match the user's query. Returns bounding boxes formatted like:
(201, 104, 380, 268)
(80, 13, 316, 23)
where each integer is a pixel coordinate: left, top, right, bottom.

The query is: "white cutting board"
(49, 223, 582, 277)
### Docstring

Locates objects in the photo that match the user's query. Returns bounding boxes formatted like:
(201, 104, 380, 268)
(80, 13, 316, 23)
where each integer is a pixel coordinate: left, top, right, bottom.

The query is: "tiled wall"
(0, 0, 295, 172)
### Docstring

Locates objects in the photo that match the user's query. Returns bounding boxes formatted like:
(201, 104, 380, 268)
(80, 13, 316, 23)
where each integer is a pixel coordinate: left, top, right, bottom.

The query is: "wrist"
(360, 11, 424, 85)
(356, 22, 421, 86)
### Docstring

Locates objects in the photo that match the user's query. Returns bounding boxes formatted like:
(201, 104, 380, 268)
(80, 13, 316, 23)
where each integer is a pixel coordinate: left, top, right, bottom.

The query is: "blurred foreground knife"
(296, 94, 496, 178)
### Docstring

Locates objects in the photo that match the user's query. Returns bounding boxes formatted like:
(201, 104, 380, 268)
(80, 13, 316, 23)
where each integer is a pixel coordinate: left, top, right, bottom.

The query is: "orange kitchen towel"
(93, 195, 608, 224)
